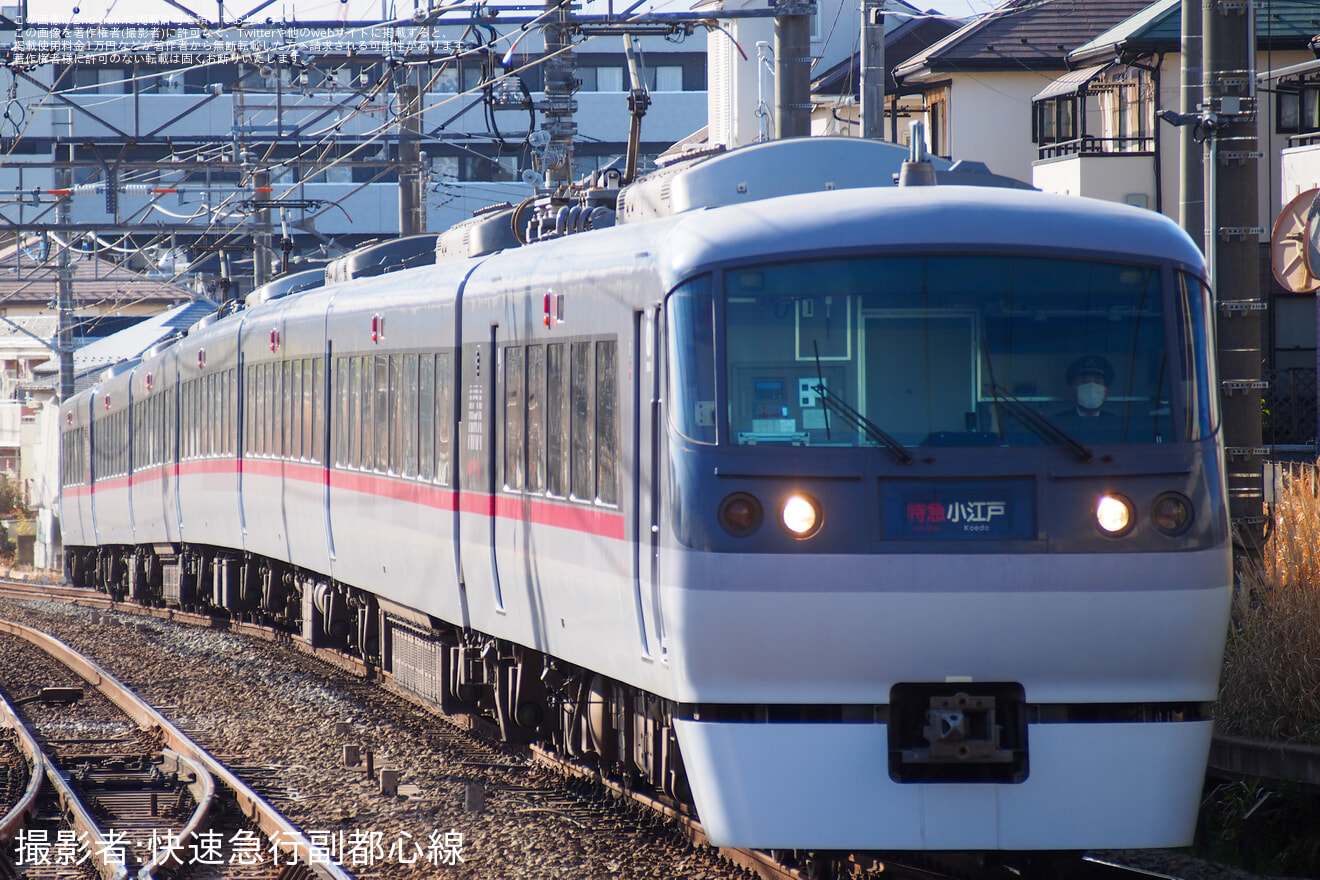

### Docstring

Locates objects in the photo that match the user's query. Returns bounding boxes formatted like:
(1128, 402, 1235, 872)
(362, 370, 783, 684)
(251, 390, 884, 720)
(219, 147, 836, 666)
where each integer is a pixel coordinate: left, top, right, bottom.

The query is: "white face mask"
(1076, 382, 1106, 411)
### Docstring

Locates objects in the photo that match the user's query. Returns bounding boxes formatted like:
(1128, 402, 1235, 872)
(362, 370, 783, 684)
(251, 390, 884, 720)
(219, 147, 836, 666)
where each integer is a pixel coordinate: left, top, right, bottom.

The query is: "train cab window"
(546, 343, 568, 497)
(527, 345, 546, 493)
(436, 351, 454, 486)
(596, 340, 617, 505)
(719, 255, 1179, 449)
(570, 341, 594, 501)
(1176, 272, 1218, 440)
(504, 346, 525, 491)
(666, 275, 716, 444)
(419, 355, 436, 480)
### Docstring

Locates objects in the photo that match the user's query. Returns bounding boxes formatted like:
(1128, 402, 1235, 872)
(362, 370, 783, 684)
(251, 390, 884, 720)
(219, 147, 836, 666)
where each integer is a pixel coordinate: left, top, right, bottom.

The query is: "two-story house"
(892, 0, 1152, 184)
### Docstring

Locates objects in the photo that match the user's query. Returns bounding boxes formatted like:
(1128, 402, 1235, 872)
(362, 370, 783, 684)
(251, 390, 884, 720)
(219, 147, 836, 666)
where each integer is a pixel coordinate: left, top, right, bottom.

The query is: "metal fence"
(1264, 367, 1317, 449)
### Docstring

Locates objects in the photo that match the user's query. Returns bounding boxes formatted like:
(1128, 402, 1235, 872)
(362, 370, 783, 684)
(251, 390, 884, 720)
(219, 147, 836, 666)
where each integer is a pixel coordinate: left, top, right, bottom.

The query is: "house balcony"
(1032, 139, 1156, 211)
(1281, 136, 1320, 198)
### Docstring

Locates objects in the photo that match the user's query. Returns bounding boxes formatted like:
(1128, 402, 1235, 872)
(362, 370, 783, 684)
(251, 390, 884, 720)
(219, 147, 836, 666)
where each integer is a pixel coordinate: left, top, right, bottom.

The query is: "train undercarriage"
(64, 542, 691, 807)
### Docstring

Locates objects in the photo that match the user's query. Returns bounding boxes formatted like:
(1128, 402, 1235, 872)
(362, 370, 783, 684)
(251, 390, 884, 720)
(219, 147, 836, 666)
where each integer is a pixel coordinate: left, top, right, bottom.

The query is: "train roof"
(656, 185, 1206, 283)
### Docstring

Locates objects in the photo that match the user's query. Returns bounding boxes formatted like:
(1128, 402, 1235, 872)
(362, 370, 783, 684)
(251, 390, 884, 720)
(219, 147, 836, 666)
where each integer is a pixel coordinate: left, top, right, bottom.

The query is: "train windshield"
(668, 254, 1217, 448)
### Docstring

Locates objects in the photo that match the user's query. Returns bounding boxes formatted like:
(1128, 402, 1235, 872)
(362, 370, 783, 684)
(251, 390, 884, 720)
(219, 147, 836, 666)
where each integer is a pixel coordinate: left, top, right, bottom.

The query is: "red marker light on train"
(371, 314, 383, 343)
(145, 373, 153, 391)
(197, 349, 206, 369)
(270, 329, 281, 352)
(104, 395, 111, 410)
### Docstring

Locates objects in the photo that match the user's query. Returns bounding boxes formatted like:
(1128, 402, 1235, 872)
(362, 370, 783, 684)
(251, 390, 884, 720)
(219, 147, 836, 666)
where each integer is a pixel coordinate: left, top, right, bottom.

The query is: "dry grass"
(1217, 463, 1320, 746)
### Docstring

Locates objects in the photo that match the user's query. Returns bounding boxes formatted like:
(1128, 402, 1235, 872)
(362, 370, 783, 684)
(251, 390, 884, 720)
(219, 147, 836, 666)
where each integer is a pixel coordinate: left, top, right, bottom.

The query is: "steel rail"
(0, 690, 44, 842)
(0, 617, 356, 880)
(0, 688, 130, 880)
(139, 749, 216, 880)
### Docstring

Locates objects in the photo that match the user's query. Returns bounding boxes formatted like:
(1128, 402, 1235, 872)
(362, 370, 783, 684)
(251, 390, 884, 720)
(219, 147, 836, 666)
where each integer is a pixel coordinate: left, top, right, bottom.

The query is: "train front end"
(657, 187, 1231, 851)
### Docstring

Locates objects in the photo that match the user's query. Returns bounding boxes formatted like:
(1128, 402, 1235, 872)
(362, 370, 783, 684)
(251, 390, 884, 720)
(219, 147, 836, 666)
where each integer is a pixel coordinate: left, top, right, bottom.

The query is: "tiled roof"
(1070, 0, 1320, 65)
(813, 14, 961, 97)
(0, 240, 191, 308)
(894, 0, 1154, 81)
(26, 299, 213, 394)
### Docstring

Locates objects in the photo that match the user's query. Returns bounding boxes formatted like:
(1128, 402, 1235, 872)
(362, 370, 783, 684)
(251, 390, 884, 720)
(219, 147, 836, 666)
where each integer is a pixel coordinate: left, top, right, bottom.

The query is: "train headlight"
(719, 493, 763, 536)
(781, 493, 822, 539)
(1152, 492, 1193, 535)
(1095, 494, 1134, 536)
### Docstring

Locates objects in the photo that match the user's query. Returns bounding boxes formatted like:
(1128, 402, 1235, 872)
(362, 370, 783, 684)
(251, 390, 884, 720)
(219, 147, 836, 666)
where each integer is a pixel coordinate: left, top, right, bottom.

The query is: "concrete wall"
(1033, 153, 1155, 207)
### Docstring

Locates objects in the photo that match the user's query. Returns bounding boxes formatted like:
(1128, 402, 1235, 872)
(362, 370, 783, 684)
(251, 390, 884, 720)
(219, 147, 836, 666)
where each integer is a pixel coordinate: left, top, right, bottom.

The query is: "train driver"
(1056, 355, 1123, 441)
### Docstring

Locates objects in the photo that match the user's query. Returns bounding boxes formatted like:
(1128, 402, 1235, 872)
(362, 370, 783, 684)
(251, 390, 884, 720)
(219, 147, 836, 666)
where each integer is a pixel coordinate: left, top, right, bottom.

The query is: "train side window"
(527, 345, 546, 493)
(312, 358, 324, 465)
(375, 354, 390, 473)
(207, 372, 216, 457)
(546, 343, 567, 497)
(419, 354, 435, 481)
(213, 374, 222, 457)
(570, 341, 594, 502)
(596, 339, 617, 505)
(504, 345, 525, 491)
(209, 372, 218, 457)
(335, 357, 348, 467)
(244, 367, 254, 456)
(349, 356, 363, 468)
(257, 365, 268, 457)
(436, 351, 453, 486)
(402, 353, 418, 478)
(227, 369, 235, 455)
(282, 360, 293, 459)
(359, 355, 372, 469)
(186, 381, 195, 460)
(286, 358, 299, 459)
(388, 355, 403, 475)
(196, 376, 204, 458)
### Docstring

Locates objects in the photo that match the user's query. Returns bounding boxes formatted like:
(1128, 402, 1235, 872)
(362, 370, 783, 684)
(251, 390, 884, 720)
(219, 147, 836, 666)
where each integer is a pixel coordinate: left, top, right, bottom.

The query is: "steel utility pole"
(1203, 0, 1266, 546)
(541, 0, 577, 191)
(254, 169, 272, 288)
(1180, 0, 1203, 247)
(860, 0, 885, 140)
(397, 76, 424, 236)
(774, 0, 815, 138)
(56, 164, 75, 403)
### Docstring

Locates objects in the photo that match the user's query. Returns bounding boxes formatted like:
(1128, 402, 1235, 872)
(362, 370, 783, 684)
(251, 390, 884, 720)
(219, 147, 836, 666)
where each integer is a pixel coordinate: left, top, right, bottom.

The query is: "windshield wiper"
(989, 383, 1093, 462)
(813, 342, 913, 465)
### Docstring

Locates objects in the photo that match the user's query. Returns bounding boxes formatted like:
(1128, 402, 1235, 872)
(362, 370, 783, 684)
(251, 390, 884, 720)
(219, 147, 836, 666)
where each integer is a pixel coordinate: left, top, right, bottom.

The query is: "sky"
(15, 0, 1001, 25)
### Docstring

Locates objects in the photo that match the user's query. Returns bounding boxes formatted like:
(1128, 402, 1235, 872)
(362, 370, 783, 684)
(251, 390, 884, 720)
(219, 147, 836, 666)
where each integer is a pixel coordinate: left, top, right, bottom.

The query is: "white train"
(60, 138, 1231, 856)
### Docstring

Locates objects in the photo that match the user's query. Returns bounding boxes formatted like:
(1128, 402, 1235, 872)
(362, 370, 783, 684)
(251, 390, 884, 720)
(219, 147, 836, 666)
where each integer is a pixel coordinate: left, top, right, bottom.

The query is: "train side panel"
(89, 370, 135, 547)
(323, 267, 466, 625)
(128, 356, 172, 545)
(175, 325, 243, 552)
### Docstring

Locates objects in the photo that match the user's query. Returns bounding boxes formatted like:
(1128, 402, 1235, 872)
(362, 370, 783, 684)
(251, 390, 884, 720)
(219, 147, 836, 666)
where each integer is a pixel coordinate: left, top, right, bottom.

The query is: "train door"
(633, 306, 665, 658)
(485, 325, 504, 610)
(458, 327, 503, 618)
(88, 392, 100, 544)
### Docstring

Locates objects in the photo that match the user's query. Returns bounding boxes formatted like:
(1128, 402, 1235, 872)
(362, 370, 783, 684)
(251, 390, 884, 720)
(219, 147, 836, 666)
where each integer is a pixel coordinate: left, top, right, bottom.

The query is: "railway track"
(0, 616, 351, 880)
(0, 581, 1224, 880)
